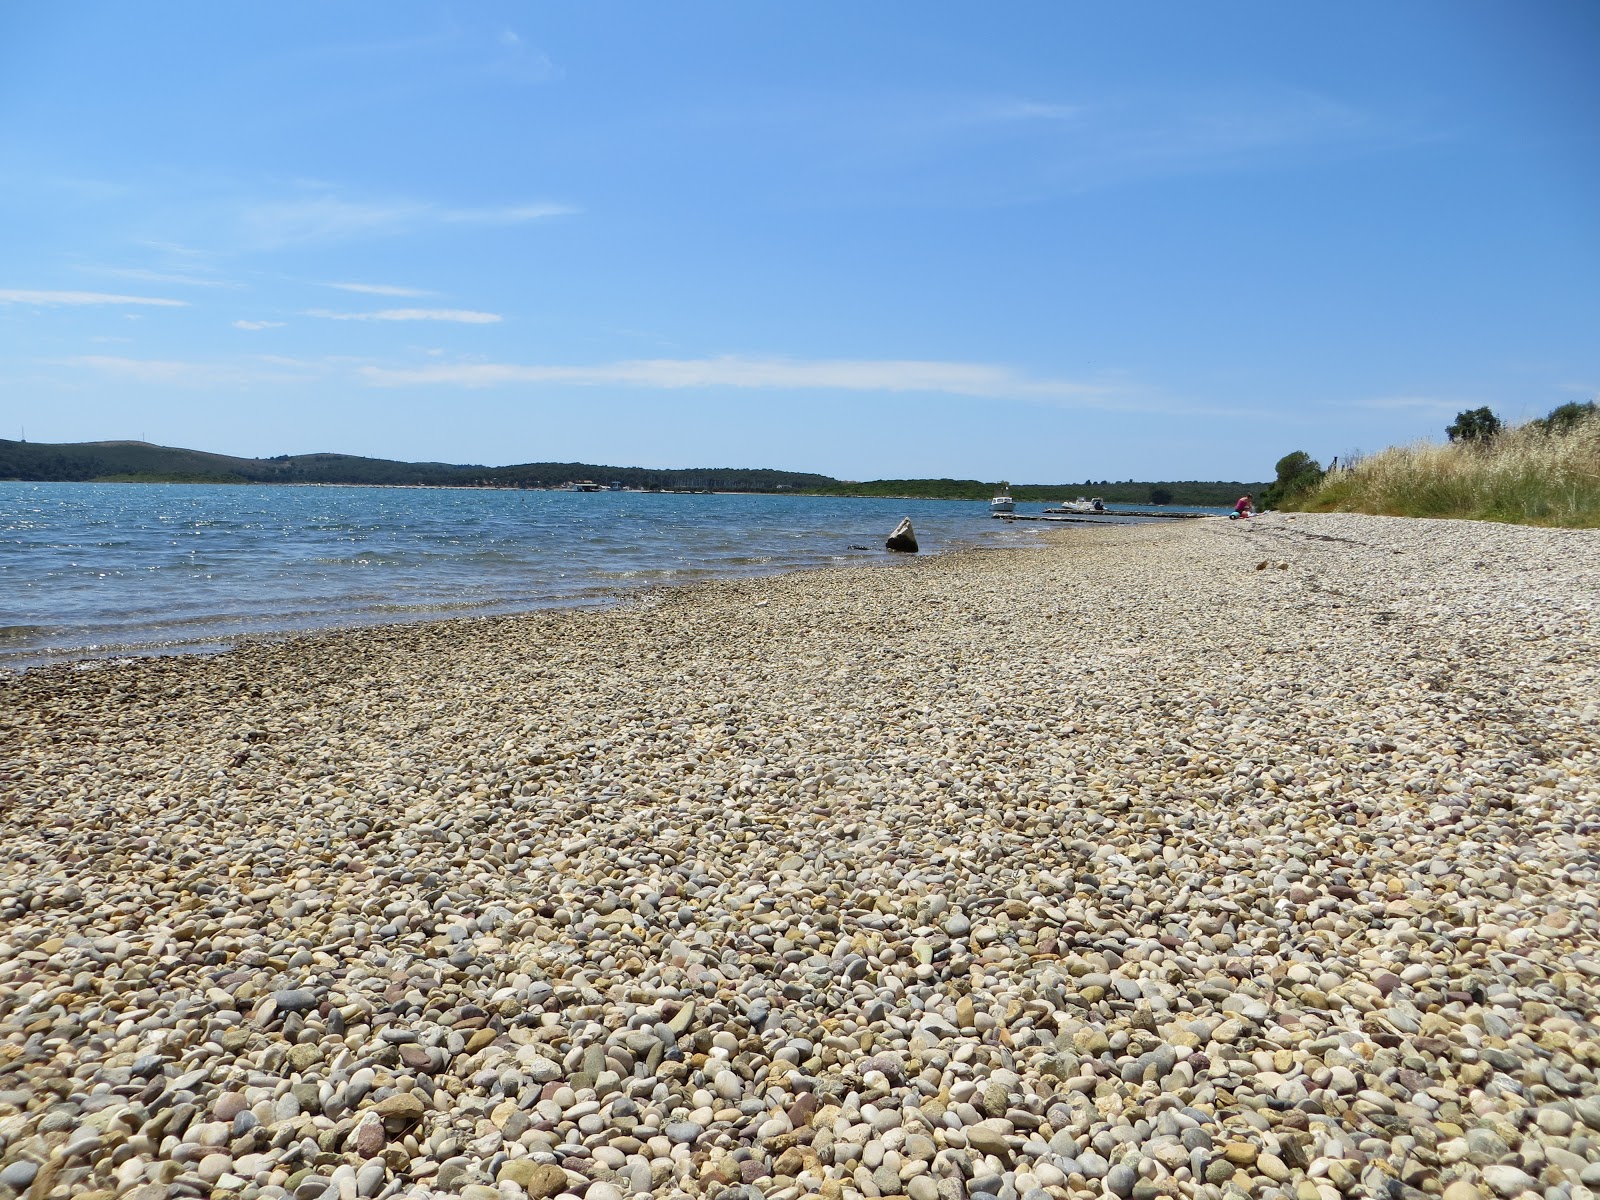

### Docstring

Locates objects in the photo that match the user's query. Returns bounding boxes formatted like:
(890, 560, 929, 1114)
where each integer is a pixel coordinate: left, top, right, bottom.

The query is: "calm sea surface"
(0, 483, 1217, 670)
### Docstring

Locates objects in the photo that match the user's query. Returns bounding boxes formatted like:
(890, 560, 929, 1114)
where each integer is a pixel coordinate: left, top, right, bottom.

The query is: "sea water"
(0, 482, 1197, 670)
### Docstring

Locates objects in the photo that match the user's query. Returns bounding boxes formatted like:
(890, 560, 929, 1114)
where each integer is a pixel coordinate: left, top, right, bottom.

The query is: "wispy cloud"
(699, 85, 1406, 207)
(282, 25, 558, 84)
(242, 194, 575, 247)
(490, 27, 559, 83)
(53, 347, 1176, 412)
(233, 319, 285, 331)
(62, 355, 324, 385)
(1354, 395, 1466, 413)
(307, 308, 502, 324)
(358, 354, 1128, 406)
(242, 197, 420, 246)
(79, 265, 234, 288)
(254, 355, 332, 369)
(66, 356, 216, 383)
(0, 173, 130, 203)
(325, 281, 435, 297)
(138, 240, 212, 259)
(977, 99, 1084, 123)
(439, 203, 577, 224)
(1091, 91, 1379, 180)
(0, 289, 188, 308)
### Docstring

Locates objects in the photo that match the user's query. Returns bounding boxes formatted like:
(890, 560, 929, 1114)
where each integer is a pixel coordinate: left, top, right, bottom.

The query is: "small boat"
(1044, 496, 1106, 515)
(990, 483, 1015, 514)
(564, 480, 604, 492)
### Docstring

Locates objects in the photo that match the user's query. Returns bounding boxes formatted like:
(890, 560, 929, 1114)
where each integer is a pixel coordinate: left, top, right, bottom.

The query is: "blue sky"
(2, 2, 1596, 482)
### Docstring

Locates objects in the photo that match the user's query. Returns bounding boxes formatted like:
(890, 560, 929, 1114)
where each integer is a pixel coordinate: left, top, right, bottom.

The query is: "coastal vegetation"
(0, 438, 1264, 503)
(472, 463, 838, 492)
(0, 440, 464, 486)
(1258, 450, 1327, 511)
(1282, 401, 1600, 527)
(802, 478, 1264, 505)
(0, 440, 833, 492)
(1444, 405, 1503, 444)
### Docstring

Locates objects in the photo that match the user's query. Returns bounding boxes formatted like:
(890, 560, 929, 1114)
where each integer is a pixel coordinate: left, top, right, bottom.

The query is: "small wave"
(0, 625, 52, 641)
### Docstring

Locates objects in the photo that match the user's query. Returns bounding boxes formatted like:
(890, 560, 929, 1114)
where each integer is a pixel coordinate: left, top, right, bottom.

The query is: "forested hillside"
(0, 440, 831, 491)
(1, 439, 1259, 502)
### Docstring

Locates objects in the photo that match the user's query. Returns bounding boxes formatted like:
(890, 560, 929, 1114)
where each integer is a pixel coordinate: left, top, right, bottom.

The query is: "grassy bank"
(1287, 408, 1600, 527)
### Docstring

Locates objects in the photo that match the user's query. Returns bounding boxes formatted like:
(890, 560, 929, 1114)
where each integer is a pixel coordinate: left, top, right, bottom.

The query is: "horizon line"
(0, 434, 1267, 486)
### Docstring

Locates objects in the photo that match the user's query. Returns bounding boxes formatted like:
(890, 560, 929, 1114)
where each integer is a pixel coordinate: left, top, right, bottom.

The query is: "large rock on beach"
(885, 516, 918, 551)
(1, 512, 1597, 1200)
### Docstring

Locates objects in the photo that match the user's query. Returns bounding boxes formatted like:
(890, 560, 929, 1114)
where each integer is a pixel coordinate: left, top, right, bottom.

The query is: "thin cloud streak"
(80, 266, 235, 288)
(243, 198, 418, 246)
(62, 355, 323, 385)
(439, 203, 577, 223)
(67, 356, 219, 383)
(0, 289, 188, 307)
(41, 351, 1241, 417)
(733, 86, 1405, 207)
(1354, 395, 1467, 412)
(325, 282, 435, 297)
(306, 308, 502, 324)
(242, 196, 577, 246)
(359, 355, 1129, 406)
(233, 320, 285, 330)
(978, 99, 1084, 122)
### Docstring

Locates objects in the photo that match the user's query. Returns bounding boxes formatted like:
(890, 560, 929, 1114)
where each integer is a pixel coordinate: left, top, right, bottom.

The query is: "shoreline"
(0, 513, 1077, 677)
(3, 513, 1598, 1200)
(4, 478, 1247, 507)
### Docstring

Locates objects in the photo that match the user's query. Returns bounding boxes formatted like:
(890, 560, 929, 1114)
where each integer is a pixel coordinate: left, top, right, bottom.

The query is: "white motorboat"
(1044, 496, 1106, 514)
(990, 483, 1015, 514)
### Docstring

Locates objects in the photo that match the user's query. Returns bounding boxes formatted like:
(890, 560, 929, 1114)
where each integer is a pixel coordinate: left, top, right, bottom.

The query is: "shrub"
(1533, 400, 1597, 436)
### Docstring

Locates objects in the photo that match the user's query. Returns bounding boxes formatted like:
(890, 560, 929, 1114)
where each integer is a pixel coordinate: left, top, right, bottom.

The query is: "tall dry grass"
(1287, 409, 1600, 527)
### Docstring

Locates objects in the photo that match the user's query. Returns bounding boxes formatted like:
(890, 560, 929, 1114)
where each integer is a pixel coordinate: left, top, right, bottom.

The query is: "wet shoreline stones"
(1, 512, 1597, 1200)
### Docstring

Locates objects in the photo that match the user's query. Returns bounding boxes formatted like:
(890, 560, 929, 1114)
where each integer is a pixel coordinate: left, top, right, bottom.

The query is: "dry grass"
(1287, 409, 1600, 527)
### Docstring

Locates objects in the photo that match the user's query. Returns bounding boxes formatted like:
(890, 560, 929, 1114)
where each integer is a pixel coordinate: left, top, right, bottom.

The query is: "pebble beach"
(2, 511, 1598, 1200)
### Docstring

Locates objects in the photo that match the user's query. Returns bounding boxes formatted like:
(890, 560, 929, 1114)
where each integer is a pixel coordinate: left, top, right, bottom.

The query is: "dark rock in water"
(886, 518, 918, 553)
(849, 544, 872, 551)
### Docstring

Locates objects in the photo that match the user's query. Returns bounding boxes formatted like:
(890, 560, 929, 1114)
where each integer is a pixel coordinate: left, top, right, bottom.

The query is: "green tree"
(1260, 451, 1324, 509)
(1149, 486, 1174, 505)
(1533, 400, 1597, 436)
(1445, 407, 1502, 443)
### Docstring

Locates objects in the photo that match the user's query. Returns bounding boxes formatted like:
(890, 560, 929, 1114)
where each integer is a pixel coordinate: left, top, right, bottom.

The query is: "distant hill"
(0, 439, 464, 485)
(0, 439, 1263, 502)
(0, 439, 834, 492)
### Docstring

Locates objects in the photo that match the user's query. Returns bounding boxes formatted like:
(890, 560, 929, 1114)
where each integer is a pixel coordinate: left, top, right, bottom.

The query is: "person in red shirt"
(1233, 493, 1254, 518)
